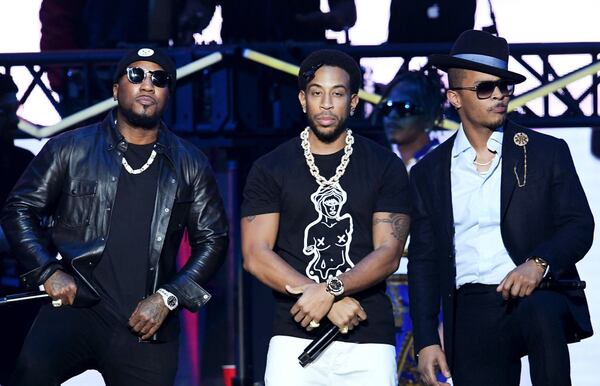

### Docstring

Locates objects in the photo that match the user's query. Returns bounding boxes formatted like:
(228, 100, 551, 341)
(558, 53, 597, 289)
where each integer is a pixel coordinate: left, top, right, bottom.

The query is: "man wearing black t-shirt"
(1, 48, 228, 386)
(241, 49, 410, 385)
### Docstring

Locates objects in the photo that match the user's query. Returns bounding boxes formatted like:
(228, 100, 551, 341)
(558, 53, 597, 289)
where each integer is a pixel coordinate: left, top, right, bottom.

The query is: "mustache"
(489, 103, 508, 110)
(314, 113, 337, 119)
(136, 94, 158, 103)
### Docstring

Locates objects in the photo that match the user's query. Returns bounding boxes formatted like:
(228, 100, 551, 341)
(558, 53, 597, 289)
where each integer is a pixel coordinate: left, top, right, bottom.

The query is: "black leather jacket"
(1, 111, 228, 317)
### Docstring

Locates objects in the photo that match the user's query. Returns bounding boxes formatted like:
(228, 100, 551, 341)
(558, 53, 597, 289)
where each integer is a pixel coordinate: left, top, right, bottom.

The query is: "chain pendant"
(300, 127, 354, 187)
(122, 149, 157, 175)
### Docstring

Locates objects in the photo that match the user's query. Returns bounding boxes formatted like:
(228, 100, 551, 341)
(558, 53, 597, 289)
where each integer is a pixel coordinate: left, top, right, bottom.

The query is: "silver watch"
(156, 288, 178, 311)
(326, 276, 344, 297)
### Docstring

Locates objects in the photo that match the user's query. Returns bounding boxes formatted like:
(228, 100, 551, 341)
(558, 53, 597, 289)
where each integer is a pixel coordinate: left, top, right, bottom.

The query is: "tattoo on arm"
(246, 215, 256, 223)
(374, 213, 410, 243)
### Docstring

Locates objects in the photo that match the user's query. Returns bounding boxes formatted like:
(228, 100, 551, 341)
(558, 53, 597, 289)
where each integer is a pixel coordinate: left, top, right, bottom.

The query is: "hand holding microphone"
(298, 297, 367, 367)
(298, 322, 340, 367)
(43, 270, 77, 307)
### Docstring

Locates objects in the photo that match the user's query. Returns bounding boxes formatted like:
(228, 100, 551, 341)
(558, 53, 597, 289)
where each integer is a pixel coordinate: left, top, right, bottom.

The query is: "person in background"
(374, 69, 446, 383)
(387, 0, 476, 44)
(196, 0, 356, 43)
(377, 70, 445, 171)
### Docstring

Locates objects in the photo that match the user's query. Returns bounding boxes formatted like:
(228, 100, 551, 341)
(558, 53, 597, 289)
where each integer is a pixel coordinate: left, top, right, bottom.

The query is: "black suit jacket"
(408, 121, 594, 367)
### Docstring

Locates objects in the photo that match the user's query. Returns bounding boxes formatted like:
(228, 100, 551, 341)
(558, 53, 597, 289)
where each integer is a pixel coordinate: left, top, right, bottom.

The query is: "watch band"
(528, 257, 550, 278)
(156, 288, 178, 310)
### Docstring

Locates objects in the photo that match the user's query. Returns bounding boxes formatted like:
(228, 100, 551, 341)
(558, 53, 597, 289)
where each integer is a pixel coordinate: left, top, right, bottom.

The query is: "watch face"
(327, 277, 344, 295)
(329, 279, 342, 291)
(167, 296, 177, 308)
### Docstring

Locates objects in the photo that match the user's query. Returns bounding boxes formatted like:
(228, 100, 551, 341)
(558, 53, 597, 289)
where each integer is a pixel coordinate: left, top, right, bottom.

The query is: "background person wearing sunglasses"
(408, 30, 594, 386)
(374, 69, 446, 383)
(377, 70, 445, 172)
(1, 47, 229, 386)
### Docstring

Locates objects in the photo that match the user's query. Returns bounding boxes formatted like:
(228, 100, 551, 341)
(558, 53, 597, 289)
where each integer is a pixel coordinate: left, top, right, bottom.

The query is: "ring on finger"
(309, 320, 320, 328)
(339, 326, 349, 334)
(52, 299, 63, 308)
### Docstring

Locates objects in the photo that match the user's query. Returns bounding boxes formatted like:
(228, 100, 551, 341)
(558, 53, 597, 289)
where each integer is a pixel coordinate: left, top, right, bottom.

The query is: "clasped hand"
(286, 283, 367, 333)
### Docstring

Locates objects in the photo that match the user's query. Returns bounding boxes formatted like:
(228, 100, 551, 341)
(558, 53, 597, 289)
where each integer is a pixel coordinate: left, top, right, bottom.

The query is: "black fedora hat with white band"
(429, 29, 526, 84)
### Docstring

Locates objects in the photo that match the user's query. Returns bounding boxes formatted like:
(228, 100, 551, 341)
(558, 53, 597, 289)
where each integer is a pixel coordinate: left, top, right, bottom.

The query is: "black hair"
(447, 68, 467, 88)
(298, 49, 362, 94)
(372, 67, 445, 127)
(0, 73, 18, 95)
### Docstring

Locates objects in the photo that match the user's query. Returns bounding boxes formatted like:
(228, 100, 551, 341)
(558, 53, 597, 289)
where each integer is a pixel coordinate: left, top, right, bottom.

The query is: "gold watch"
(528, 257, 549, 276)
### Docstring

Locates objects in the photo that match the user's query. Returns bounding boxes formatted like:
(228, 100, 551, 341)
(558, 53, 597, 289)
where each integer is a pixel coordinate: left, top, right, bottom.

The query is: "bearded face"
(299, 65, 358, 144)
(113, 60, 169, 130)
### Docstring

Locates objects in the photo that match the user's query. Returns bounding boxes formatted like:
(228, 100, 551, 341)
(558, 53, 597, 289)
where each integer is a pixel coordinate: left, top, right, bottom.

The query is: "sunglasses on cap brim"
(450, 80, 515, 100)
(125, 67, 171, 88)
(380, 100, 423, 118)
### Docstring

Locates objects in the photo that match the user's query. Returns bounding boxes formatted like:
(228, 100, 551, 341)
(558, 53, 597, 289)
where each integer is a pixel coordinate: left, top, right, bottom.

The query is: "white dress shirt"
(451, 125, 516, 288)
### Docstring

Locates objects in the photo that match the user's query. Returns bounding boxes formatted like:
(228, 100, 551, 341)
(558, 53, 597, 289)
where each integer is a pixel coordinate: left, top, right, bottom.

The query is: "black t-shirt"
(241, 134, 410, 344)
(93, 142, 159, 322)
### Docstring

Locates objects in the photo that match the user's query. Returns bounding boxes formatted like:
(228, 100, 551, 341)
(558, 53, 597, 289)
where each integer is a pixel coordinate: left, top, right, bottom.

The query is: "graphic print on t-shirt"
(303, 182, 354, 282)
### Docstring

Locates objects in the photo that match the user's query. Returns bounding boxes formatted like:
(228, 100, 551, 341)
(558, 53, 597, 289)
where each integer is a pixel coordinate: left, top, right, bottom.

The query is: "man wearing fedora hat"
(1, 47, 228, 385)
(408, 30, 594, 386)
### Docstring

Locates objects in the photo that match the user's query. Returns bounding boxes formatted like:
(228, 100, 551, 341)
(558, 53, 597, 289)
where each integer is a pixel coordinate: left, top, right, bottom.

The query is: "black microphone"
(298, 324, 340, 367)
(538, 280, 586, 290)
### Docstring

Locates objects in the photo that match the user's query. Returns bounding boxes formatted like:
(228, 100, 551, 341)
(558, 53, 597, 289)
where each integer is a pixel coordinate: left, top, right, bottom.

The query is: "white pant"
(264, 335, 397, 386)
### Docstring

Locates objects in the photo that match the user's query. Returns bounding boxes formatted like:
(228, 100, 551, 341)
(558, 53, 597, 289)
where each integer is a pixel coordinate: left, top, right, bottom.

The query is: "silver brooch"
(513, 132, 528, 187)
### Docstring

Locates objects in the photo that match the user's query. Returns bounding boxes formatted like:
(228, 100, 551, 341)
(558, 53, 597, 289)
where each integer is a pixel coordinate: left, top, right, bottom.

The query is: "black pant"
(9, 304, 178, 386)
(452, 284, 571, 386)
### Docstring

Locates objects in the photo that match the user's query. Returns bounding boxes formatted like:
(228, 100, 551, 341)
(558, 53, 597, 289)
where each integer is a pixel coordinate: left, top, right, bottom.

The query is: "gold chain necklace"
(473, 155, 495, 166)
(300, 127, 354, 186)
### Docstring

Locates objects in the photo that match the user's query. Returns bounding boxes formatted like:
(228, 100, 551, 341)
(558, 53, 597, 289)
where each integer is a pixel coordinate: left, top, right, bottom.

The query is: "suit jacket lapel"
(501, 122, 519, 222)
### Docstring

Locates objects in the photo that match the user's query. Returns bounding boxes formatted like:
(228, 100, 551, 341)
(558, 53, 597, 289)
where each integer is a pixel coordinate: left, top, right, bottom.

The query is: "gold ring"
(309, 320, 320, 328)
(339, 326, 349, 334)
(52, 299, 63, 308)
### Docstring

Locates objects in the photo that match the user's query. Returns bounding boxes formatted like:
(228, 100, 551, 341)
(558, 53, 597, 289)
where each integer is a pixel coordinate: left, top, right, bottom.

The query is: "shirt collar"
(487, 128, 503, 155)
(414, 138, 440, 161)
(451, 123, 504, 158)
(452, 124, 471, 158)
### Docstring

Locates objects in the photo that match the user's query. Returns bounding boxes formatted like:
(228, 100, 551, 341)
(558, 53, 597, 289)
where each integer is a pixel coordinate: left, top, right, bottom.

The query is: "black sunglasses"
(450, 80, 515, 99)
(126, 67, 171, 88)
(380, 100, 422, 118)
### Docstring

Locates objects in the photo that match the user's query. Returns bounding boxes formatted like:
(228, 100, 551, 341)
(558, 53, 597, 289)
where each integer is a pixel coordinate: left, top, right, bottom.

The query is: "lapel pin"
(513, 132, 528, 187)
(513, 132, 529, 147)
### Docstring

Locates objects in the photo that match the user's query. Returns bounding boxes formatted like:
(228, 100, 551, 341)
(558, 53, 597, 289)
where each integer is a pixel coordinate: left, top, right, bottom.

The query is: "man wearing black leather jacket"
(1, 47, 228, 386)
